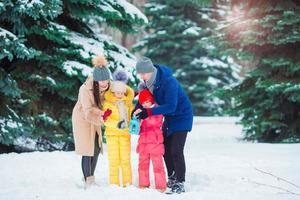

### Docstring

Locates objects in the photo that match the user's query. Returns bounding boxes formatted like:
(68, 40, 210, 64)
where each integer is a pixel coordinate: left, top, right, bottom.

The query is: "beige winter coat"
(72, 77, 104, 156)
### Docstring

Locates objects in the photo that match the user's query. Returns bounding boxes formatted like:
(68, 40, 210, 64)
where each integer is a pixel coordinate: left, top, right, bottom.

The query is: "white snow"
(17, 99, 30, 104)
(201, 13, 210, 20)
(0, 119, 6, 133)
(17, 0, 44, 9)
(183, 27, 202, 36)
(16, 0, 62, 18)
(38, 112, 58, 125)
(26, 0, 45, 8)
(63, 61, 93, 77)
(94, 32, 113, 42)
(0, 118, 19, 134)
(0, 106, 23, 135)
(67, 32, 136, 79)
(156, 30, 167, 35)
(225, 56, 241, 80)
(108, 50, 136, 81)
(69, 32, 105, 59)
(188, 84, 197, 91)
(14, 137, 37, 150)
(48, 22, 67, 33)
(1, 117, 300, 200)
(146, 3, 166, 12)
(105, 41, 137, 81)
(0, 27, 17, 40)
(208, 76, 221, 86)
(192, 57, 229, 69)
(29, 75, 57, 86)
(6, 106, 19, 119)
(113, 0, 148, 24)
(99, 0, 148, 24)
(99, 2, 122, 18)
(46, 76, 56, 85)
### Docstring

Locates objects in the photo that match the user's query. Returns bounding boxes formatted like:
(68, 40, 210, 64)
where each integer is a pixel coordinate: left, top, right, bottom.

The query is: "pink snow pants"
(138, 153, 166, 190)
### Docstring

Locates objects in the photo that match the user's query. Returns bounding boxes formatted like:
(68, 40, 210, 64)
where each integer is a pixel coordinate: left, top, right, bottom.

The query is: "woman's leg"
(81, 133, 101, 180)
(91, 133, 101, 176)
(81, 156, 92, 180)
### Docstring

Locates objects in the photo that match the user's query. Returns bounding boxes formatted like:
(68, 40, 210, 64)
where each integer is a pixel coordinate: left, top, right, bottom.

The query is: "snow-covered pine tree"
(134, 0, 240, 116)
(0, 0, 147, 151)
(218, 0, 300, 142)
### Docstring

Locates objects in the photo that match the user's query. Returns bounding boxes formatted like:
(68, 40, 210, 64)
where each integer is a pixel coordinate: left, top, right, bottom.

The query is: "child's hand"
(103, 109, 112, 121)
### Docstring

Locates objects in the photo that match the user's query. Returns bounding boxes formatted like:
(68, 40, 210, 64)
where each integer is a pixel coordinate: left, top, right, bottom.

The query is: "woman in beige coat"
(72, 54, 111, 188)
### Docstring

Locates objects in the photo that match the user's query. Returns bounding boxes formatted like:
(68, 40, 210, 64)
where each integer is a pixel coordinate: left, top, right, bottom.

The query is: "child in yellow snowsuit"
(103, 70, 134, 186)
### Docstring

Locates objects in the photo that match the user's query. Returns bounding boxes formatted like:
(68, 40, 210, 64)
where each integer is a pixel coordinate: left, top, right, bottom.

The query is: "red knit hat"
(138, 89, 155, 104)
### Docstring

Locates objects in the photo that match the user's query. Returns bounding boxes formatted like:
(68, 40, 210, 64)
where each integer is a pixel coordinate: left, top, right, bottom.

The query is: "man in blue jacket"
(134, 57, 193, 194)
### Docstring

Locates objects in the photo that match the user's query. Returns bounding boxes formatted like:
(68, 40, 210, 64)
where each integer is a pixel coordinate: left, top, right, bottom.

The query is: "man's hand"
(131, 103, 143, 117)
(135, 107, 152, 120)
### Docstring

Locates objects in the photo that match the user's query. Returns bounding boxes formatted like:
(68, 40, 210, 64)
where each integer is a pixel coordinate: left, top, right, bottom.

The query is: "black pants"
(81, 133, 101, 180)
(163, 131, 188, 182)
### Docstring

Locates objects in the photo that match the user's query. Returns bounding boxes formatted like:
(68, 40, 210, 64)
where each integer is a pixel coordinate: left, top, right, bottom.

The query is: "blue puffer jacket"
(150, 64, 193, 137)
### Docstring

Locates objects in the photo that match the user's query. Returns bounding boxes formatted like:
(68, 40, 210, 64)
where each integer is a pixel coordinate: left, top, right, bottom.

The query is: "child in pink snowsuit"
(134, 89, 166, 192)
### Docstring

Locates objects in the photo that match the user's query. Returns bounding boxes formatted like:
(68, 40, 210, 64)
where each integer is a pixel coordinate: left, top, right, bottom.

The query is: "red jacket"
(136, 114, 164, 155)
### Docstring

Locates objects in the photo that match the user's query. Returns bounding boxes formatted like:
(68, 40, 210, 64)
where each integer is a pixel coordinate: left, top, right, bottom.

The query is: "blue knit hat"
(111, 69, 128, 93)
(92, 55, 111, 81)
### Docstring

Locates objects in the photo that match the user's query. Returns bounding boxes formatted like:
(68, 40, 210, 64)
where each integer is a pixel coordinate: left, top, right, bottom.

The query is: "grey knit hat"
(136, 57, 155, 73)
(92, 55, 111, 81)
(93, 67, 111, 81)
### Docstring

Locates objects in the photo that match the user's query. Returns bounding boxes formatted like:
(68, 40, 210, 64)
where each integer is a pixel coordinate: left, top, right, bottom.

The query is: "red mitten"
(103, 109, 112, 121)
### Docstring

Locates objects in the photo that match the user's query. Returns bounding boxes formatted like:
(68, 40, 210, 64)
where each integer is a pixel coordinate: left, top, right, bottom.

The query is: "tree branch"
(252, 165, 300, 190)
(243, 177, 300, 196)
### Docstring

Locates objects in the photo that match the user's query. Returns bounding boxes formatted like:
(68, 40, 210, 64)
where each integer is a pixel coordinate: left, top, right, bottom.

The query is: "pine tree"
(218, 0, 300, 142)
(0, 0, 147, 151)
(134, 0, 240, 116)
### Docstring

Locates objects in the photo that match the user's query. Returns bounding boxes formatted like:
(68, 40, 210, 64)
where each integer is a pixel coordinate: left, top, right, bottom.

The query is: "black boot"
(171, 181, 185, 194)
(166, 172, 176, 189)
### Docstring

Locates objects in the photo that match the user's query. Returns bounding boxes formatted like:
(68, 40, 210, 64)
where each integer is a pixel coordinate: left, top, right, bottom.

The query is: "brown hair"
(93, 81, 109, 109)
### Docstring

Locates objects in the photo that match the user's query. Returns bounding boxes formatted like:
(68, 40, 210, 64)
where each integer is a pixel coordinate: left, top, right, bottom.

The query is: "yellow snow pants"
(106, 135, 132, 186)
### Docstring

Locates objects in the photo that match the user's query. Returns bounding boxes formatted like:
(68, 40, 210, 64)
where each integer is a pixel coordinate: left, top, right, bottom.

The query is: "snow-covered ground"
(1, 117, 300, 200)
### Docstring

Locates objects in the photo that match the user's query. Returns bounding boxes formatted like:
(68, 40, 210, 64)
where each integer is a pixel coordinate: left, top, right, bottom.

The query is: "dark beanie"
(136, 57, 155, 73)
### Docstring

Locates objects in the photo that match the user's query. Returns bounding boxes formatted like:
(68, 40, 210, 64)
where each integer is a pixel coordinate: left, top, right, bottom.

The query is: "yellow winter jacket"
(103, 85, 134, 136)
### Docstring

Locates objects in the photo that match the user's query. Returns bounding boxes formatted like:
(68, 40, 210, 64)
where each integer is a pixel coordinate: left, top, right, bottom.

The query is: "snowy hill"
(1, 117, 300, 200)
